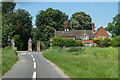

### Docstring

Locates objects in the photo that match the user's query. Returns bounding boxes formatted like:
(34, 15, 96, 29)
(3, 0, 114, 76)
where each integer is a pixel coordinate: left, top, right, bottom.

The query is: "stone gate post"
(37, 41, 40, 52)
(28, 38, 32, 52)
(11, 38, 15, 48)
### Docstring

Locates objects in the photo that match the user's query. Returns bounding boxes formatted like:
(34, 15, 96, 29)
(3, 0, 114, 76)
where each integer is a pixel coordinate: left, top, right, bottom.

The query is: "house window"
(84, 42, 91, 47)
(82, 35, 87, 40)
(99, 36, 106, 39)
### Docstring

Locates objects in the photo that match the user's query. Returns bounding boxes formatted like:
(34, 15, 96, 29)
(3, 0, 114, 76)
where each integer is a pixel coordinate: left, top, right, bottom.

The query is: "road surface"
(2, 52, 69, 80)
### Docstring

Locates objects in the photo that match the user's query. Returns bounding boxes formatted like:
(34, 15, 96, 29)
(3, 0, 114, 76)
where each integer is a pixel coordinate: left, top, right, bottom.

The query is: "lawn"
(42, 47, 118, 78)
(1, 47, 18, 76)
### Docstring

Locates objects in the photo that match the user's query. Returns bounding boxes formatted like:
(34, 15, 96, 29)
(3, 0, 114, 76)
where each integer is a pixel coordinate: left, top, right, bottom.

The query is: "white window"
(82, 35, 87, 40)
(84, 42, 91, 47)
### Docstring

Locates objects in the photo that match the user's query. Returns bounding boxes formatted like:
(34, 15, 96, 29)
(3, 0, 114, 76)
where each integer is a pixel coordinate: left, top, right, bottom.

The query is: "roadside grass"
(42, 47, 118, 78)
(2, 47, 18, 76)
(0, 48, 2, 78)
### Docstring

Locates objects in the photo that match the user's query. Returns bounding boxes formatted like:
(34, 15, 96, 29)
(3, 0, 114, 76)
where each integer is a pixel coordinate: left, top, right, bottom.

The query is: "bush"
(93, 37, 111, 47)
(52, 36, 65, 48)
(52, 36, 84, 48)
(74, 41, 84, 47)
(14, 35, 23, 50)
(64, 39, 76, 47)
(110, 36, 120, 47)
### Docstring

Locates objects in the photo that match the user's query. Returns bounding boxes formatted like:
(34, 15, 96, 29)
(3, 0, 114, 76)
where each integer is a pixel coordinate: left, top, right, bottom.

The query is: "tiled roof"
(56, 30, 97, 39)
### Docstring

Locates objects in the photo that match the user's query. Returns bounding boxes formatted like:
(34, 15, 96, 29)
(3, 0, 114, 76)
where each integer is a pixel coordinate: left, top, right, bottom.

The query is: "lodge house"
(55, 22, 110, 47)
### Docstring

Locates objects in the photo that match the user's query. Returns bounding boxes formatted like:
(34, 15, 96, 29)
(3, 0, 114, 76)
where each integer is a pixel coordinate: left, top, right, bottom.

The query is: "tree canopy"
(2, 1, 33, 50)
(34, 8, 68, 43)
(105, 14, 120, 37)
(70, 12, 92, 30)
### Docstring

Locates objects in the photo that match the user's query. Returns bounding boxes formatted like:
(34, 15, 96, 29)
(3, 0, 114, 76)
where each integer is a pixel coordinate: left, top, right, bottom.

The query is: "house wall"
(81, 40, 94, 46)
(94, 27, 110, 38)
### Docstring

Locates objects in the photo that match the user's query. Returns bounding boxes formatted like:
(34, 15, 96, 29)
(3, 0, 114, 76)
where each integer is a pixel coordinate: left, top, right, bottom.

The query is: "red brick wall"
(81, 40, 94, 46)
(94, 27, 110, 38)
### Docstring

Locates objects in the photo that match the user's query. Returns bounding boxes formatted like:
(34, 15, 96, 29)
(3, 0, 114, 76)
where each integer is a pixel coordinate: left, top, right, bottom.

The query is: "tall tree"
(35, 8, 68, 43)
(70, 12, 92, 30)
(11, 9, 33, 50)
(2, 1, 16, 47)
(105, 14, 120, 37)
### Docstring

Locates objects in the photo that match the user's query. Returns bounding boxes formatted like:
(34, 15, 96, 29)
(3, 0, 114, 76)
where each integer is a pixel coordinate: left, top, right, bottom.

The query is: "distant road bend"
(2, 52, 69, 80)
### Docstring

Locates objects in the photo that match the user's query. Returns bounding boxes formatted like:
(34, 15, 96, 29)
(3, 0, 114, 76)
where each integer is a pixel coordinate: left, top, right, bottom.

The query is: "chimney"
(64, 21, 68, 31)
(92, 23, 95, 32)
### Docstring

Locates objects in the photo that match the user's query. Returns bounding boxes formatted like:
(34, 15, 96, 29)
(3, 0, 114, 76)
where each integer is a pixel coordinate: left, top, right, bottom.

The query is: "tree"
(2, 1, 16, 47)
(34, 8, 68, 43)
(11, 9, 33, 50)
(70, 12, 92, 30)
(105, 14, 120, 37)
(2, 1, 16, 15)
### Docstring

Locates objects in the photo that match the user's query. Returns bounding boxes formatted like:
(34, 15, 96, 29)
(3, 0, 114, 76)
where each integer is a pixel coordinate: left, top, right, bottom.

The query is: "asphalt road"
(2, 52, 69, 80)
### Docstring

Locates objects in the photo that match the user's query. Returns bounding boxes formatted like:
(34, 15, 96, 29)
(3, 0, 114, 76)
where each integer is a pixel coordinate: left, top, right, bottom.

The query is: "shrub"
(64, 39, 75, 47)
(52, 36, 64, 48)
(110, 36, 120, 47)
(14, 35, 23, 50)
(74, 41, 84, 47)
(52, 36, 84, 48)
(93, 37, 111, 47)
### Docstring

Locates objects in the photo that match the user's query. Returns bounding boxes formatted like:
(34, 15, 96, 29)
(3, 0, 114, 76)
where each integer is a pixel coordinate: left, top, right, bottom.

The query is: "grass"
(42, 47, 118, 78)
(1, 47, 18, 76)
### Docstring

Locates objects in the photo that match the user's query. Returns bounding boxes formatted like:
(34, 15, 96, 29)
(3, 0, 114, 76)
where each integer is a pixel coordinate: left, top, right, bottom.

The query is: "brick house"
(55, 23, 110, 47)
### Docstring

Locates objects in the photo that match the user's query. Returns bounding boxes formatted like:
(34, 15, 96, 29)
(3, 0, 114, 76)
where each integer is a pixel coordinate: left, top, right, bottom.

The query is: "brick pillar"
(37, 41, 40, 52)
(28, 38, 32, 52)
(11, 38, 15, 48)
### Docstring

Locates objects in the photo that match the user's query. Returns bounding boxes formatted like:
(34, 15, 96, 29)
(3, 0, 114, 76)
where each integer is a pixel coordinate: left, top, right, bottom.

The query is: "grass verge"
(1, 47, 18, 76)
(42, 47, 118, 78)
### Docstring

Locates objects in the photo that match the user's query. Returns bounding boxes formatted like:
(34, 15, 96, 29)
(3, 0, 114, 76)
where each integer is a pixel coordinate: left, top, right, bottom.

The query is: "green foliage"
(52, 36, 65, 48)
(14, 35, 23, 50)
(93, 37, 111, 47)
(34, 8, 68, 43)
(2, 4, 33, 50)
(2, 47, 18, 75)
(64, 39, 75, 47)
(2, 24, 13, 47)
(52, 36, 84, 48)
(110, 36, 120, 47)
(2, 2, 16, 15)
(70, 12, 92, 30)
(43, 47, 118, 78)
(105, 14, 120, 37)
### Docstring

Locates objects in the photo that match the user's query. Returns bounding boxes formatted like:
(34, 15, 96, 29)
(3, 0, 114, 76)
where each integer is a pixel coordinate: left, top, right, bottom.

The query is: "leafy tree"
(11, 9, 33, 50)
(2, 1, 16, 47)
(2, 2, 16, 15)
(70, 12, 92, 30)
(34, 8, 68, 43)
(105, 14, 120, 37)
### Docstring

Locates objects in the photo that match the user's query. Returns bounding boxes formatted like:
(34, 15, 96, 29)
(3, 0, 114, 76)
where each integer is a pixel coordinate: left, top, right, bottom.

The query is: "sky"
(15, 2, 118, 30)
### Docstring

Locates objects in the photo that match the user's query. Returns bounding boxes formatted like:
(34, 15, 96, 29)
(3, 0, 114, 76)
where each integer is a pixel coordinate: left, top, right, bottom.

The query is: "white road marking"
(33, 58, 35, 62)
(32, 71, 36, 79)
(34, 62, 36, 69)
(31, 55, 33, 57)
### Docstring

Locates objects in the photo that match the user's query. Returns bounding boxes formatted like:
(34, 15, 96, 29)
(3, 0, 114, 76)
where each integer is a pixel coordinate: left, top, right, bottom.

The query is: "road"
(2, 52, 69, 80)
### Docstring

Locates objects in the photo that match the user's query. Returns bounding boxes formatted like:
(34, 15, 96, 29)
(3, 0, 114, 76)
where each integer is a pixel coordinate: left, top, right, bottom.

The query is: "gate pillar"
(11, 38, 15, 48)
(28, 38, 32, 52)
(37, 41, 40, 52)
